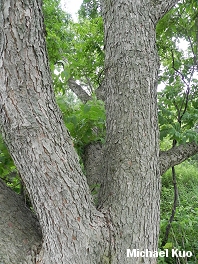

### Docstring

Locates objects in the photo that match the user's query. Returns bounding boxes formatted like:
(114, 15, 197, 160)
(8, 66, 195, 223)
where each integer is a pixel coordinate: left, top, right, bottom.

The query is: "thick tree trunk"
(0, 1, 108, 263)
(97, 1, 179, 263)
(98, 2, 160, 263)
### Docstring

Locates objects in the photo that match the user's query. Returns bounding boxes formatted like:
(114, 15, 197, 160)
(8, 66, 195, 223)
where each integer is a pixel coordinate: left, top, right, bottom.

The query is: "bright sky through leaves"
(61, 0, 83, 21)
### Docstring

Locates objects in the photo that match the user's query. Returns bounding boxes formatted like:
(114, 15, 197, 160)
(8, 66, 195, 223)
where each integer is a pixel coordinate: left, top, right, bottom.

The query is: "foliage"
(159, 162, 198, 263)
(78, 0, 101, 19)
(42, 0, 72, 66)
(56, 16, 104, 95)
(57, 95, 105, 155)
(158, 86, 198, 144)
(0, 135, 21, 193)
(42, 0, 74, 94)
(157, 0, 198, 145)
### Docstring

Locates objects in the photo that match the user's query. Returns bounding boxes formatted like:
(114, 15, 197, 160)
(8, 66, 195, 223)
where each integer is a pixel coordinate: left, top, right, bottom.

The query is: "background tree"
(0, 0, 198, 264)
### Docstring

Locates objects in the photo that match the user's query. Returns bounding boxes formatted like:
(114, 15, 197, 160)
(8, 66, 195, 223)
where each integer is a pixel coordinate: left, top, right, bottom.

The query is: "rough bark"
(0, 179, 42, 263)
(98, 2, 160, 263)
(0, 1, 108, 263)
(159, 142, 198, 175)
(83, 142, 198, 185)
(97, 0, 179, 263)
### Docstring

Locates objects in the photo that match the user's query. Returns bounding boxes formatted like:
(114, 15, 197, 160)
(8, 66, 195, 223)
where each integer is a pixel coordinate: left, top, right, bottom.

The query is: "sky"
(61, 0, 83, 21)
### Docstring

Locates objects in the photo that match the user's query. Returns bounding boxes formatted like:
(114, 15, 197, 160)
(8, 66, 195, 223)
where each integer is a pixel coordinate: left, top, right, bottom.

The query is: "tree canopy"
(45, 0, 198, 151)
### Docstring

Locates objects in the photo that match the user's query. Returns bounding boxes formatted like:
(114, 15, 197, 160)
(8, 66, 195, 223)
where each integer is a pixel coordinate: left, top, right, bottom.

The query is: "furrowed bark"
(98, 1, 161, 263)
(0, 1, 108, 263)
(0, 0, 184, 263)
(97, 0, 180, 263)
(82, 142, 103, 186)
(83, 141, 198, 185)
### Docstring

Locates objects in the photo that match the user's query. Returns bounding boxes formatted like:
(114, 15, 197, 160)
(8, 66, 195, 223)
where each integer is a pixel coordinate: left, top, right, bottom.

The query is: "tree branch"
(159, 142, 198, 175)
(68, 78, 91, 103)
(151, 0, 179, 22)
(82, 142, 103, 186)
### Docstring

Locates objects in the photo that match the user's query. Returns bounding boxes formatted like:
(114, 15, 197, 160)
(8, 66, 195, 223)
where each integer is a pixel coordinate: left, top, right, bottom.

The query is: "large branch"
(68, 78, 91, 103)
(159, 142, 198, 175)
(82, 141, 198, 183)
(151, 0, 179, 22)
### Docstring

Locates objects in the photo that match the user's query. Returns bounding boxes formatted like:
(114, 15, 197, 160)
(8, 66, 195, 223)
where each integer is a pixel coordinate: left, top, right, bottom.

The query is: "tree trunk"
(97, 1, 179, 263)
(98, 2, 161, 263)
(82, 142, 103, 186)
(0, 1, 108, 263)
(2, 0, 196, 264)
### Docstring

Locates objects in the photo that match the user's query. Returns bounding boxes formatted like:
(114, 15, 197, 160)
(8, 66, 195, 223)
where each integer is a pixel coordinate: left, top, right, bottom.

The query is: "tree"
(0, 0, 198, 264)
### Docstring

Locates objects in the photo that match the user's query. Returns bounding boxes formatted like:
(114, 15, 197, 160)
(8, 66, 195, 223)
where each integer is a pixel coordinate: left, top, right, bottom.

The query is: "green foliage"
(42, 0, 74, 94)
(157, 0, 198, 63)
(56, 95, 105, 154)
(158, 85, 198, 143)
(42, 0, 104, 95)
(62, 17, 104, 92)
(0, 135, 21, 193)
(159, 162, 198, 263)
(157, 0, 198, 145)
(78, 0, 101, 19)
(42, 0, 72, 66)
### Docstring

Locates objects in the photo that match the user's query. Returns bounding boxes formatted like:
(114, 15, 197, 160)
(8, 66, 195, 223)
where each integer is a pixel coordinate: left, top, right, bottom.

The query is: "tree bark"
(97, 0, 179, 263)
(68, 78, 91, 103)
(0, 1, 108, 263)
(0, 179, 42, 263)
(98, 2, 160, 263)
(151, 0, 180, 21)
(82, 142, 103, 186)
(83, 142, 198, 185)
(159, 142, 198, 175)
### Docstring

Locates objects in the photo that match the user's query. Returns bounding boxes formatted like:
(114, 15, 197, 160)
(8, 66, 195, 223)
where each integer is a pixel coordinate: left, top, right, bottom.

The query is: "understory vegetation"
(159, 160, 198, 263)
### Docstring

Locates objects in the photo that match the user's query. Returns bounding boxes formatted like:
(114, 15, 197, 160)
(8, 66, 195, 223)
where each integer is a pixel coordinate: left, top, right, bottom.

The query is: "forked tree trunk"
(0, 0, 185, 264)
